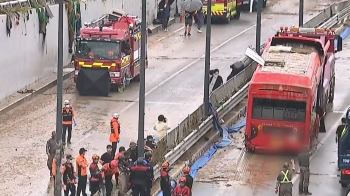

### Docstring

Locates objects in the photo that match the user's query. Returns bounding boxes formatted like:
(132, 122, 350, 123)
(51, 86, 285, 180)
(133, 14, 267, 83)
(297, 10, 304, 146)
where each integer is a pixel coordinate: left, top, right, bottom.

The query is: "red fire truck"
(245, 27, 343, 153)
(73, 11, 147, 93)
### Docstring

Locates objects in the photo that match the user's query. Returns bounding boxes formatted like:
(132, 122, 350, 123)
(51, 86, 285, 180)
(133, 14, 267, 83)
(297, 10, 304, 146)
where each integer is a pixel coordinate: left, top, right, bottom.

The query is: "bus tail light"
(342, 169, 350, 175)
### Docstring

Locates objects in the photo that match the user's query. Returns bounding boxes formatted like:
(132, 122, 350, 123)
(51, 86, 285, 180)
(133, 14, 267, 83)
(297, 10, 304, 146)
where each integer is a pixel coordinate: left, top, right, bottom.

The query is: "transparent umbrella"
(181, 0, 203, 12)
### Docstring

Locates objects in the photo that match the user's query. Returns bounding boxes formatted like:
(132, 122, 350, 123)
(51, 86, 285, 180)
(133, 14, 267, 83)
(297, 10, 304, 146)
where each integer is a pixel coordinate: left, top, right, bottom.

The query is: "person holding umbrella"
(182, 0, 203, 36)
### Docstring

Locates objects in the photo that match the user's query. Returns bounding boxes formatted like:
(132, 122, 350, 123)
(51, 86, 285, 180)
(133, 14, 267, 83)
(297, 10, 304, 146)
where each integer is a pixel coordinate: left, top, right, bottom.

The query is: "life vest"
(62, 107, 73, 122)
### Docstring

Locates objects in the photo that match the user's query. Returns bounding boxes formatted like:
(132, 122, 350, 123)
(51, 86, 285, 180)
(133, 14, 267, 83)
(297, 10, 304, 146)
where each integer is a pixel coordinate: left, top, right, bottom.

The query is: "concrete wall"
(0, 0, 164, 101)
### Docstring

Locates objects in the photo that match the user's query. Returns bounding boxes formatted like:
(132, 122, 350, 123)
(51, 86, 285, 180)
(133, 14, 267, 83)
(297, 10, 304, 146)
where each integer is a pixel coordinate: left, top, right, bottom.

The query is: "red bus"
(245, 27, 342, 153)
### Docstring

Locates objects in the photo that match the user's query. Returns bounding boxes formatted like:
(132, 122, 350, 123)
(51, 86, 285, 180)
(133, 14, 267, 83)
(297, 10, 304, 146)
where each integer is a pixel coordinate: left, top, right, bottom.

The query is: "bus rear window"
(252, 98, 306, 122)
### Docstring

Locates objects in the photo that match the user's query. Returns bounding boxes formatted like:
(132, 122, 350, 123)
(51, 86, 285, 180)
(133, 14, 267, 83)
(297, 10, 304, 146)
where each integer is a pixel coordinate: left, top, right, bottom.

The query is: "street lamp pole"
(204, 0, 212, 117)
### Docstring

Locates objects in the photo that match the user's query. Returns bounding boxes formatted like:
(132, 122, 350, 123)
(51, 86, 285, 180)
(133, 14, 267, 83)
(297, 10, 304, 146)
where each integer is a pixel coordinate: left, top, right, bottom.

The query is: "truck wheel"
(233, 10, 240, 19)
(329, 77, 335, 103)
(118, 75, 126, 93)
(341, 183, 348, 188)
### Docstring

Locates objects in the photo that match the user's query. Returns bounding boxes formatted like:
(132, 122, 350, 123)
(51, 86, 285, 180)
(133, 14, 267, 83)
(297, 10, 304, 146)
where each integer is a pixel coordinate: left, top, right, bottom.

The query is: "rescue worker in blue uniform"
(129, 157, 151, 196)
(275, 159, 295, 196)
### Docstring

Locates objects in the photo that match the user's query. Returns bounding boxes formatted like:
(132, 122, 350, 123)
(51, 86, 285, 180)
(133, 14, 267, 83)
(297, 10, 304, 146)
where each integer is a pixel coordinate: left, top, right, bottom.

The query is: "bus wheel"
(247, 147, 255, 153)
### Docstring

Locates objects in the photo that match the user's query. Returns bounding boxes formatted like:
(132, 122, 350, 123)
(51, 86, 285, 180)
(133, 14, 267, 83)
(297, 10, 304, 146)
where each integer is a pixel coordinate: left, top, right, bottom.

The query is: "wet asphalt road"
(192, 6, 350, 196)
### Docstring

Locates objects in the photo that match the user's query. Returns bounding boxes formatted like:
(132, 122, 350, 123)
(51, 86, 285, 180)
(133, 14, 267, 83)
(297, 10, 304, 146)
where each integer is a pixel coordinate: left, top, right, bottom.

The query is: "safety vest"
(280, 170, 291, 183)
(110, 118, 120, 134)
(62, 107, 73, 122)
(341, 127, 347, 138)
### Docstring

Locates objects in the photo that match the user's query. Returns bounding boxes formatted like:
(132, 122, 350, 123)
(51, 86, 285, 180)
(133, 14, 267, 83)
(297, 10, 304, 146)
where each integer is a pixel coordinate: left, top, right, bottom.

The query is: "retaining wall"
(0, 0, 176, 101)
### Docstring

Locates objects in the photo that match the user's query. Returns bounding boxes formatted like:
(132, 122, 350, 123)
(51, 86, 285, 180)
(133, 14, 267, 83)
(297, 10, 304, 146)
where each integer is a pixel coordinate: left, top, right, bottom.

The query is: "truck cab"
(338, 108, 350, 187)
(202, 0, 242, 23)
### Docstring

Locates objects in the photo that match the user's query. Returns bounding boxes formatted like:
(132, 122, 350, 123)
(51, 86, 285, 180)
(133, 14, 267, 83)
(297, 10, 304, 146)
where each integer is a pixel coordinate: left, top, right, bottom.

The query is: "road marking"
(291, 105, 350, 184)
(120, 19, 267, 115)
(72, 19, 267, 148)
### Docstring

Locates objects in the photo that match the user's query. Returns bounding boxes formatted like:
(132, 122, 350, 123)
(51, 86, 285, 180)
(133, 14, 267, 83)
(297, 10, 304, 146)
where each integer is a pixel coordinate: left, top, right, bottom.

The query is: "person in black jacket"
(144, 152, 154, 196)
(209, 69, 223, 93)
(160, 161, 171, 196)
(129, 157, 151, 196)
(127, 142, 138, 163)
(182, 166, 193, 192)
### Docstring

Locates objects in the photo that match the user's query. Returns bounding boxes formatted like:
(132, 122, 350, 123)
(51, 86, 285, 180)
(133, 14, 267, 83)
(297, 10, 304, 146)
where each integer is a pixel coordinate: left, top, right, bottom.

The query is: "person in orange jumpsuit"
(110, 113, 121, 157)
(114, 146, 126, 186)
(76, 148, 88, 196)
(102, 160, 119, 196)
(173, 177, 191, 196)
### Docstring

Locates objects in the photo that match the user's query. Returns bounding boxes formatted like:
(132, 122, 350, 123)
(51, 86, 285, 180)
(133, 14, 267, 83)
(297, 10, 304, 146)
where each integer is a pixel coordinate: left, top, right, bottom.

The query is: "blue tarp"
(335, 27, 350, 49)
(156, 103, 246, 196)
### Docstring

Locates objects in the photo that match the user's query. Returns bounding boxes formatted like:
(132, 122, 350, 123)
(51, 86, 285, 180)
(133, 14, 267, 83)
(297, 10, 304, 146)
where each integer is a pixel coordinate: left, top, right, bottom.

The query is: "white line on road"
(291, 106, 350, 184)
(72, 19, 267, 148)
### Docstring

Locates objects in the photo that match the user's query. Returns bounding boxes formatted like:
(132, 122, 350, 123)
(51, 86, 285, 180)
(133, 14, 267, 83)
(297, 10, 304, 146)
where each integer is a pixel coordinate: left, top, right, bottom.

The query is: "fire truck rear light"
(110, 72, 120, 77)
(342, 169, 350, 175)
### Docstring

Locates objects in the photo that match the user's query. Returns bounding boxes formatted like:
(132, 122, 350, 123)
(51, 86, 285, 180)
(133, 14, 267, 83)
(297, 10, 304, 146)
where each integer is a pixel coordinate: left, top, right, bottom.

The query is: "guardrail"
(146, 0, 350, 190)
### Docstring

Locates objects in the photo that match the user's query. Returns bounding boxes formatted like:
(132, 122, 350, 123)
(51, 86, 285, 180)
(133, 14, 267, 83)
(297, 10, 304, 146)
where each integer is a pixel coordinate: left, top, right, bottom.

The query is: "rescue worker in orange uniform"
(160, 161, 172, 196)
(110, 113, 121, 157)
(182, 166, 193, 193)
(114, 146, 126, 186)
(61, 155, 76, 196)
(62, 99, 75, 145)
(173, 177, 191, 196)
(89, 154, 102, 196)
(76, 148, 88, 196)
(102, 160, 119, 196)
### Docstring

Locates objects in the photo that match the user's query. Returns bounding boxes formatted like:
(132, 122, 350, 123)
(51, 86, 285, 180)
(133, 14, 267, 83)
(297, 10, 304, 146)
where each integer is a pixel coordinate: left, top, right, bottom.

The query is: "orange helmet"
(183, 166, 190, 174)
(161, 161, 170, 169)
(179, 177, 186, 183)
(92, 154, 99, 160)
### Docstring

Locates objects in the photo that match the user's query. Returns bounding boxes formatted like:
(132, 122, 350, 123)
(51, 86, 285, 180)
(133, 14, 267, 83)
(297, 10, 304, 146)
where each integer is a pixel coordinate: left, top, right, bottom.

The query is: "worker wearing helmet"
(160, 161, 172, 196)
(62, 99, 75, 146)
(129, 157, 152, 196)
(144, 152, 155, 196)
(89, 154, 102, 196)
(173, 177, 191, 196)
(102, 160, 119, 196)
(182, 166, 193, 193)
(61, 155, 76, 196)
(110, 113, 121, 158)
(275, 159, 295, 196)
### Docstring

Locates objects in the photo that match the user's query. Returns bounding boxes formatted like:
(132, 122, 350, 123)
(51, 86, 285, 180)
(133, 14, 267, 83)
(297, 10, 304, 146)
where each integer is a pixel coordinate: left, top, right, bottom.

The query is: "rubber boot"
(304, 187, 312, 195)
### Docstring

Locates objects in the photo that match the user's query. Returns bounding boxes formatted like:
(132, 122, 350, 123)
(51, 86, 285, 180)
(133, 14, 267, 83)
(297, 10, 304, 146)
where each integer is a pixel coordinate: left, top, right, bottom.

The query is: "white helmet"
(112, 113, 119, 118)
(64, 100, 70, 105)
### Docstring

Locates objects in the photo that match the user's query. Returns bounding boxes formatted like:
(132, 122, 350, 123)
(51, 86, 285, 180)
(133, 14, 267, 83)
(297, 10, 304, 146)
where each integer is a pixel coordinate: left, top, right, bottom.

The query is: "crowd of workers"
(46, 99, 193, 196)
